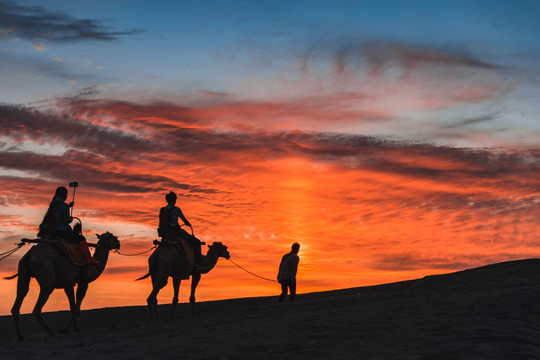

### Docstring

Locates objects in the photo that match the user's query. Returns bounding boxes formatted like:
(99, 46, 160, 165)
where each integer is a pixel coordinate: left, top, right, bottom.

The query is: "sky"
(1, 0, 540, 316)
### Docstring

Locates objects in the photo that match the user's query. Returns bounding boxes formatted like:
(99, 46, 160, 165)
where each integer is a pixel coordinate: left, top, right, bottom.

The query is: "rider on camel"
(158, 191, 204, 269)
(40, 186, 98, 265)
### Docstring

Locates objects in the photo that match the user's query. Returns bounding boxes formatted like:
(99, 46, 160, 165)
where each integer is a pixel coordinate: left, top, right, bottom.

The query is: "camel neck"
(87, 245, 110, 282)
(200, 248, 220, 273)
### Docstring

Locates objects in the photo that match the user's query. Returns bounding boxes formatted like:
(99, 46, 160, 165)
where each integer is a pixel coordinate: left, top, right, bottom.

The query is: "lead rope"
(114, 224, 193, 257)
(227, 258, 277, 283)
(114, 245, 157, 256)
(0, 242, 25, 261)
(115, 224, 192, 257)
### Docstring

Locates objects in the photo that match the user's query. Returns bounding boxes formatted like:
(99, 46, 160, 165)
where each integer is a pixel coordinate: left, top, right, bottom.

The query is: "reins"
(227, 258, 277, 283)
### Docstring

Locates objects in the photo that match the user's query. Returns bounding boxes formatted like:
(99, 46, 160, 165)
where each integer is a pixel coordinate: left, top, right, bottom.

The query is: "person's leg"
(79, 240, 98, 265)
(289, 279, 296, 302)
(191, 236, 202, 264)
(279, 280, 288, 303)
(179, 229, 202, 265)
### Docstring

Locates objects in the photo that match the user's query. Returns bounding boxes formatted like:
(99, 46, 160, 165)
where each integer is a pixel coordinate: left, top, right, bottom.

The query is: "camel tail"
(4, 273, 18, 280)
(135, 273, 151, 281)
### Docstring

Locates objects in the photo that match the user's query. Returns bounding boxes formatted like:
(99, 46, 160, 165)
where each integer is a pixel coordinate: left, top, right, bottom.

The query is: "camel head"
(208, 242, 230, 260)
(96, 232, 121, 251)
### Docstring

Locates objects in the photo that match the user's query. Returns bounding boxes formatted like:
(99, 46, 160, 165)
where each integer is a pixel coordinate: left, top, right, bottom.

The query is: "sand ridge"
(1, 258, 540, 359)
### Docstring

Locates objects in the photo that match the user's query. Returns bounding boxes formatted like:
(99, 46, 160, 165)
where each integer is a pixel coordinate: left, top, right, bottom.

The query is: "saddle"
(58, 238, 87, 265)
(41, 236, 87, 266)
(162, 233, 195, 265)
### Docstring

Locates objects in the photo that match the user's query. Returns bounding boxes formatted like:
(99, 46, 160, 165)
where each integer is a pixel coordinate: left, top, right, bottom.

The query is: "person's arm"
(176, 207, 192, 227)
(277, 256, 284, 279)
(291, 255, 299, 277)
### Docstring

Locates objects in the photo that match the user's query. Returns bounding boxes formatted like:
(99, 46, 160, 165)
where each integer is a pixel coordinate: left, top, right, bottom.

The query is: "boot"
(79, 241, 99, 265)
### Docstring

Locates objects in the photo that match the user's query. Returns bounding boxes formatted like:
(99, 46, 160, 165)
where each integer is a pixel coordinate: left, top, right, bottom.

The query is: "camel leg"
(74, 280, 89, 331)
(146, 290, 158, 319)
(60, 286, 76, 334)
(189, 272, 201, 314)
(32, 285, 55, 337)
(61, 281, 87, 334)
(11, 273, 31, 341)
(170, 277, 181, 317)
(147, 276, 166, 319)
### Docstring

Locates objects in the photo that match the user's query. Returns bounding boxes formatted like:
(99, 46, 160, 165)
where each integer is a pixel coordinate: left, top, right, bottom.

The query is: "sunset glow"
(1, 0, 540, 316)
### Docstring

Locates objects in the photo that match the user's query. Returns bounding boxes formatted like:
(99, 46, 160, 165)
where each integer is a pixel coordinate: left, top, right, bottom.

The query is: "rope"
(114, 245, 157, 256)
(0, 242, 25, 261)
(227, 258, 277, 283)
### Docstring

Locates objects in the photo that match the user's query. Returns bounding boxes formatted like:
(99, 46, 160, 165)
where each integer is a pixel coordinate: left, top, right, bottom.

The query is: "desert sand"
(1, 258, 540, 359)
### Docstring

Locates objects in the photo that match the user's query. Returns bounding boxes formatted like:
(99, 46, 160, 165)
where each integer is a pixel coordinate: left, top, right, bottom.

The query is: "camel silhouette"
(5, 232, 120, 341)
(137, 241, 230, 317)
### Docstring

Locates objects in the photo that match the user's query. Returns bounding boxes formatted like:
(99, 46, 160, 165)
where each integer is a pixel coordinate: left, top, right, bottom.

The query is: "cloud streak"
(0, 1, 142, 42)
(3, 98, 540, 194)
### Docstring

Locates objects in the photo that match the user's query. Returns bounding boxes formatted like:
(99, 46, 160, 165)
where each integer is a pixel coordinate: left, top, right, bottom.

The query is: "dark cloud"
(374, 252, 538, 271)
(0, 1, 142, 42)
(361, 43, 497, 71)
(0, 103, 155, 155)
(0, 150, 216, 194)
(3, 99, 540, 198)
(302, 41, 498, 75)
(441, 116, 498, 129)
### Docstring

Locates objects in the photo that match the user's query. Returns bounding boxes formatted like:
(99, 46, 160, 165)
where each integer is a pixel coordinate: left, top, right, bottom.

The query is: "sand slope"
(2, 258, 540, 359)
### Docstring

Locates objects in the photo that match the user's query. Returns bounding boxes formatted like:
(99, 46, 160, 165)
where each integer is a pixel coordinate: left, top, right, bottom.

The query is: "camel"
(4, 232, 120, 341)
(137, 241, 230, 318)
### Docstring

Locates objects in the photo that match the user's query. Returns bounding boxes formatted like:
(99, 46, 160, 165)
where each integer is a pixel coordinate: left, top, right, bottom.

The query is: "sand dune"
(2, 258, 540, 359)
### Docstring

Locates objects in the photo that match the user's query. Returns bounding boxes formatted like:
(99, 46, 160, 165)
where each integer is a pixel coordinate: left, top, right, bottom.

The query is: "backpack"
(38, 203, 58, 238)
(157, 207, 173, 237)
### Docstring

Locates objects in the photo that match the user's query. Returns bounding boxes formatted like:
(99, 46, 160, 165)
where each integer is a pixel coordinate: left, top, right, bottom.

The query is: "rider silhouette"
(40, 186, 98, 265)
(159, 191, 204, 268)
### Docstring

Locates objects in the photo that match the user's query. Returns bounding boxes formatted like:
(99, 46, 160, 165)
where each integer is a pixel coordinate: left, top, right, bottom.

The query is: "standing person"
(158, 191, 204, 268)
(39, 186, 98, 265)
(277, 243, 300, 302)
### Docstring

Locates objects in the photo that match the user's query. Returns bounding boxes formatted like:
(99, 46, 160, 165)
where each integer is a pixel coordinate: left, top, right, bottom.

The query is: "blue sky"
(2, 0, 540, 147)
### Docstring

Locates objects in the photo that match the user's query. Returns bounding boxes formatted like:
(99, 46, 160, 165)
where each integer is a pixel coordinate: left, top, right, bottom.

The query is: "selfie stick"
(69, 181, 79, 216)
